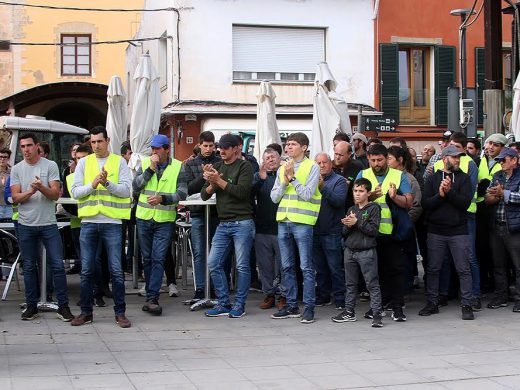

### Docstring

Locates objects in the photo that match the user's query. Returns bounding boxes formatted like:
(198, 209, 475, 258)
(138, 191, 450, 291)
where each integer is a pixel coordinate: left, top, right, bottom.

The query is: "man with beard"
(333, 141, 364, 211)
(419, 146, 475, 320)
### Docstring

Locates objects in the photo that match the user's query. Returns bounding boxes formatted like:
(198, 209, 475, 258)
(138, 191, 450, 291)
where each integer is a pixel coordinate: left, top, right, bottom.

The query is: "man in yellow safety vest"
(133, 134, 187, 316)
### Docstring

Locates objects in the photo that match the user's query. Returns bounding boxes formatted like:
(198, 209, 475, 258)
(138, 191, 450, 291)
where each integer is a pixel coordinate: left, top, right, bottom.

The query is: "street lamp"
(450, 8, 477, 100)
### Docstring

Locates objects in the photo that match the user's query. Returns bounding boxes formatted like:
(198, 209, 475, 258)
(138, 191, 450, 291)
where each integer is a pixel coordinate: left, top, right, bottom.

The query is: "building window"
(61, 34, 91, 76)
(158, 33, 168, 90)
(398, 47, 431, 125)
(232, 25, 324, 82)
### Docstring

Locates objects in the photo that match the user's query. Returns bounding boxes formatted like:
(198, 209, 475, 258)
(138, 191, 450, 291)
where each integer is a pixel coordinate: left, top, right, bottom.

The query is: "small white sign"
(186, 137, 194, 144)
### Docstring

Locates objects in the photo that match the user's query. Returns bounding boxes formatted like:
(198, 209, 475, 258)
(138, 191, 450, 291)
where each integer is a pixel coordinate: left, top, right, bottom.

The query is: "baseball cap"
(441, 130, 452, 140)
(495, 147, 519, 161)
(150, 134, 169, 148)
(351, 133, 368, 144)
(485, 133, 508, 146)
(218, 134, 239, 149)
(441, 145, 466, 158)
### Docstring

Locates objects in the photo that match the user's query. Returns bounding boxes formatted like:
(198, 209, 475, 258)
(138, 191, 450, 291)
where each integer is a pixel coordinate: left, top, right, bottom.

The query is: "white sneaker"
(168, 283, 179, 297)
(138, 284, 146, 297)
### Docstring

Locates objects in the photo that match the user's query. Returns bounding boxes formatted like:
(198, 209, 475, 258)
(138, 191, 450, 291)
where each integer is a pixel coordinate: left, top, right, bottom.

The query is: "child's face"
(353, 185, 369, 204)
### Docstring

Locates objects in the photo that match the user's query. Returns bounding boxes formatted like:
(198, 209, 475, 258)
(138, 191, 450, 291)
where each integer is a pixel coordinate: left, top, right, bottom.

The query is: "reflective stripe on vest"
(361, 167, 402, 235)
(477, 157, 502, 203)
(135, 158, 182, 222)
(76, 153, 131, 220)
(434, 155, 477, 213)
(65, 173, 81, 229)
(276, 158, 322, 225)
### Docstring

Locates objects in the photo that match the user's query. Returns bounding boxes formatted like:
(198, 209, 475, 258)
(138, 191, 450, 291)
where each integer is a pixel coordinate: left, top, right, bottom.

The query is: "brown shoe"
(115, 314, 131, 328)
(260, 295, 275, 309)
(277, 296, 287, 310)
(71, 313, 93, 326)
(142, 299, 162, 315)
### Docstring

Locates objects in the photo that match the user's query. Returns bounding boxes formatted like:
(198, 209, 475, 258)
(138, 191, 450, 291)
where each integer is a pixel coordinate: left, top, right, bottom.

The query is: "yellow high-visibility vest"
(477, 156, 502, 203)
(76, 153, 131, 220)
(362, 167, 402, 235)
(434, 155, 477, 213)
(65, 173, 81, 229)
(276, 158, 321, 226)
(136, 157, 182, 223)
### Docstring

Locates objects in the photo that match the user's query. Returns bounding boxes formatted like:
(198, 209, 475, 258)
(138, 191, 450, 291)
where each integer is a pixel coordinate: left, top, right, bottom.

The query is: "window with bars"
(61, 34, 91, 76)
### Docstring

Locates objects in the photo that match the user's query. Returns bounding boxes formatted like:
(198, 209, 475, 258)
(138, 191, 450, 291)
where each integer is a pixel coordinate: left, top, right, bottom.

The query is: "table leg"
(37, 245, 58, 311)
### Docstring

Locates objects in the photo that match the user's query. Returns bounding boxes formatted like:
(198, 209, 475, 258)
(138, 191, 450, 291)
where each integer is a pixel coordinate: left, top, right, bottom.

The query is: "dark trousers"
(376, 236, 406, 308)
(489, 224, 520, 300)
(426, 233, 473, 306)
(476, 203, 494, 292)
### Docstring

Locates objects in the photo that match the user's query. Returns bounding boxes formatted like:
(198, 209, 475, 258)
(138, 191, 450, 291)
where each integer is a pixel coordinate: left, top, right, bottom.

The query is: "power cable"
(0, 1, 176, 12)
(0, 36, 172, 46)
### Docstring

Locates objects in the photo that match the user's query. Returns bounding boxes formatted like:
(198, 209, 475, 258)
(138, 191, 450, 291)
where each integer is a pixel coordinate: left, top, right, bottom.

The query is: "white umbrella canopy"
(510, 71, 520, 142)
(310, 62, 352, 157)
(106, 76, 128, 155)
(253, 81, 282, 162)
(128, 53, 161, 170)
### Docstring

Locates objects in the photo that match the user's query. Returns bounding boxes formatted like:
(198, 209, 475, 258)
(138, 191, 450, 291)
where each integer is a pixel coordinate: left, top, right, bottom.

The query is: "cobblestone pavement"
(1, 276, 520, 390)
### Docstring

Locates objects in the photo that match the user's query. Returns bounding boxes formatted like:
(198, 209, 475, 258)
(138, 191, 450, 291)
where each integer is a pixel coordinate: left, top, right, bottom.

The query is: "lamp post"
(450, 8, 476, 100)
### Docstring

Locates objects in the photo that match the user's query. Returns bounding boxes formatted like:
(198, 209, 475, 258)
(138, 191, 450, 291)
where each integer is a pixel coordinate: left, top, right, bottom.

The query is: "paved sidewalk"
(1, 278, 520, 389)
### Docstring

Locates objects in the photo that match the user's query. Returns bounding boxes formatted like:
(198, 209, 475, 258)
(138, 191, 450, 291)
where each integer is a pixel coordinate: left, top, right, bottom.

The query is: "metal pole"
(460, 15, 467, 99)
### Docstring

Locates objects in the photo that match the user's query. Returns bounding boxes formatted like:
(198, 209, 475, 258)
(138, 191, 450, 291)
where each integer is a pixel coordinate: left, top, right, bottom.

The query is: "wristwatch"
(289, 177, 296, 183)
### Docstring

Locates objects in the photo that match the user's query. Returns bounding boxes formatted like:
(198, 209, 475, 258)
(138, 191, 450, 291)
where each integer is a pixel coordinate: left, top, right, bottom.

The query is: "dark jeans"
(255, 233, 283, 296)
(344, 247, 382, 313)
(489, 224, 520, 301)
(17, 224, 69, 307)
(313, 233, 345, 303)
(376, 236, 406, 308)
(190, 215, 219, 291)
(136, 219, 175, 301)
(426, 233, 473, 306)
(80, 223, 126, 315)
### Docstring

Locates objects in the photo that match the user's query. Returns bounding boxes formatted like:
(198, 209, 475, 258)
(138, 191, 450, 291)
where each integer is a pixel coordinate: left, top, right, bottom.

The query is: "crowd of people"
(4, 125, 520, 328)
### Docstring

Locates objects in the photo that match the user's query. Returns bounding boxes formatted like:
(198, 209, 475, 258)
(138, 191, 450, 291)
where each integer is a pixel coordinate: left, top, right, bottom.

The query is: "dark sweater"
(251, 171, 278, 235)
(334, 158, 364, 211)
(422, 169, 473, 236)
(314, 171, 348, 235)
(201, 159, 253, 221)
(343, 202, 381, 250)
(185, 152, 221, 217)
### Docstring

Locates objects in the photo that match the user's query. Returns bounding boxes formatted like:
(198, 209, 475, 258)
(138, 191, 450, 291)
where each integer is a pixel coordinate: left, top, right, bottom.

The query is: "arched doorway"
(45, 101, 105, 130)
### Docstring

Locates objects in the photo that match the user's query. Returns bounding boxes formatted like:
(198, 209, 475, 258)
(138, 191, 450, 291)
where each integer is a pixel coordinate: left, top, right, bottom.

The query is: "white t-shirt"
(10, 158, 60, 226)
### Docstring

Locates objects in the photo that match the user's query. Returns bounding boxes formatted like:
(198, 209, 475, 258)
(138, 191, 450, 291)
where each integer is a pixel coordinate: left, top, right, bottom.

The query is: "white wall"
(128, 0, 374, 110)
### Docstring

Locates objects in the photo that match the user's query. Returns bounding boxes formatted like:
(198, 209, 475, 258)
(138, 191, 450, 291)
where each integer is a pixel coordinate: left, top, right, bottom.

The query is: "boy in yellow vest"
(133, 134, 187, 315)
(270, 132, 321, 324)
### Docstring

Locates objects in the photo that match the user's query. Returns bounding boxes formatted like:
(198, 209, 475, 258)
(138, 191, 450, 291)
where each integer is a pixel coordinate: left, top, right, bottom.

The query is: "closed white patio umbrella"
(128, 53, 161, 170)
(106, 76, 128, 155)
(253, 81, 282, 162)
(510, 71, 520, 142)
(310, 62, 352, 157)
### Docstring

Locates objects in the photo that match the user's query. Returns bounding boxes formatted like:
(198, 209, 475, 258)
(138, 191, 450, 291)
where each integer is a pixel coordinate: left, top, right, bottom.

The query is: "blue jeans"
(17, 224, 68, 307)
(313, 234, 345, 303)
(190, 215, 218, 291)
(278, 222, 315, 310)
(208, 219, 255, 308)
(80, 223, 126, 315)
(136, 218, 174, 301)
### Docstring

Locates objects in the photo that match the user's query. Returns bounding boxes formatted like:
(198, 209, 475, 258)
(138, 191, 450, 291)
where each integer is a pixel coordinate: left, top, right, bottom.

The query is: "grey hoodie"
(342, 202, 381, 250)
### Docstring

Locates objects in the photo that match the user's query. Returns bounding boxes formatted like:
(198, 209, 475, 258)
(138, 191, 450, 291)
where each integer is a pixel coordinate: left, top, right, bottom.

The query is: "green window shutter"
(475, 47, 485, 126)
(435, 45, 456, 126)
(379, 43, 399, 123)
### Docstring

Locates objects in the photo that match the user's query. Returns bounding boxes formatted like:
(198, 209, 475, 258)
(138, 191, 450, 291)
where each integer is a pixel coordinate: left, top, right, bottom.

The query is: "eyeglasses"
(0, 156, 9, 159)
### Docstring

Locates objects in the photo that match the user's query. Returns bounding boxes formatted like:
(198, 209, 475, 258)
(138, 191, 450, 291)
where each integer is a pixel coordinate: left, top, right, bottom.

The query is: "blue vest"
(491, 168, 520, 233)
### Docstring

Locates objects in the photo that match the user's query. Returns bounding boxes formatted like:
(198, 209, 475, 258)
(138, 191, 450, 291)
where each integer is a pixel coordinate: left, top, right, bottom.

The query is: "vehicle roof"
(0, 116, 88, 135)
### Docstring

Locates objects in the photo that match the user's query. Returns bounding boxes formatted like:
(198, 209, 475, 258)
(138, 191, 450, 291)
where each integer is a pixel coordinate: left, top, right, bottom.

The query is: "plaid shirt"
(423, 153, 442, 181)
(488, 171, 520, 223)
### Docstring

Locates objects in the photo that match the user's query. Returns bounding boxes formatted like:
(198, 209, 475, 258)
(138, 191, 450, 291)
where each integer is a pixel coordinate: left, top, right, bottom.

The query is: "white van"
(0, 116, 88, 177)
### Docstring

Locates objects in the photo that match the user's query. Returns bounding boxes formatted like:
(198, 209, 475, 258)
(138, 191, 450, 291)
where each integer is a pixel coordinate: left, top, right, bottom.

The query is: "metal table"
(179, 197, 216, 311)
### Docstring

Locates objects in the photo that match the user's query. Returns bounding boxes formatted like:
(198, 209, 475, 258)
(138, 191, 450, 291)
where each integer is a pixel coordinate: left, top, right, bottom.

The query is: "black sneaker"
(371, 312, 384, 328)
(487, 297, 508, 309)
(418, 302, 439, 316)
(21, 305, 38, 321)
(364, 308, 386, 319)
(332, 309, 356, 323)
(271, 306, 301, 319)
(471, 298, 482, 312)
(192, 289, 204, 301)
(300, 308, 315, 324)
(57, 305, 74, 322)
(513, 301, 520, 313)
(392, 306, 407, 322)
(335, 301, 345, 310)
(461, 305, 474, 320)
(438, 295, 449, 307)
(315, 297, 331, 307)
(95, 297, 106, 307)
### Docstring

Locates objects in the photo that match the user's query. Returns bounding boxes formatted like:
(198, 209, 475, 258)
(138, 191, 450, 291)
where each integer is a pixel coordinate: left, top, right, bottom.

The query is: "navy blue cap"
(495, 147, 519, 161)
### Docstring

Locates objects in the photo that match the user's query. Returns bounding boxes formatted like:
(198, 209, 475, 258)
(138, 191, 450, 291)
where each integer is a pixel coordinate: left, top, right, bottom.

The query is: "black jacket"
(342, 202, 381, 250)
(184, 152, 221, 216)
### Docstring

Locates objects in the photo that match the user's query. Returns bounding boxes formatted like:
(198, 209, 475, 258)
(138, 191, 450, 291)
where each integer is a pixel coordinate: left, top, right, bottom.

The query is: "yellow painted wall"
(17, 0, 143, 91)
